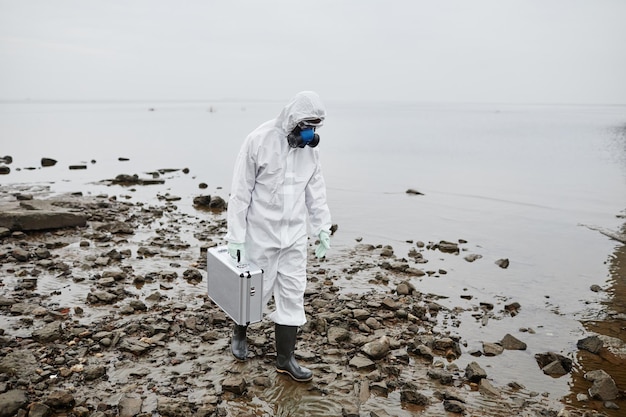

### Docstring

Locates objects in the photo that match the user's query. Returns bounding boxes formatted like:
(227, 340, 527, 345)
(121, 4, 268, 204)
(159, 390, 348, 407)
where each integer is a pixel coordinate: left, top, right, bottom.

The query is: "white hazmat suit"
(225, 91, 332, 326)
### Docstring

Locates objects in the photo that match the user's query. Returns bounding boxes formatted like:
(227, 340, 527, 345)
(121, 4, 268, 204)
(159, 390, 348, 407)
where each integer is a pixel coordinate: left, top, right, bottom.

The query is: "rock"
(45, 390, 75, 409)
(95, 256, 110, 266)
(87, 291, 118, 304)
(253, 376, 272, 387)
(495, 258, 509, 268)
(406, 189, 424, 195)
(577, 335, 603, 354)
(349, 355, 376, 371)
(381, 297, 399, 310)
(482, 342, 504, 356)
(541, 360, 569, 376)
(0, 209, 87, 231)
(437, 241, 459, 254)
(352, 309, 370, 320)
(444, 399, 466, 414)
(597, 334, 626, 366)
(41, 158, 57, 167)
(96, 221, 135, 234)
(129, 300, 147, 311)
(208, 195, 227, 210)
(411, 344, 434, 361)
(193, 195, 211, 206)
(586, 370, 619, 401)
(396, 282, 411, 295)
(119, 337, 152, 354)
(32, 321, 63, 343)
(465, 361, 487, 382)
(427, 369, 454, 385)
(183, 268, 203, 283)
(11, 247, 29, 261)
(535, 352, 572, 376)
(112, 174, 165, 185)
(26, 402, 51, 417)
(34, 247, 51, 259)
(0, 390, 27, 417)
(361, 336, 390, 360)
(118, 395, 143, 417)
(193, 195, 226, 210)
(157, 397, 192, 417)
(328, 326, 351, 344)
(464, 254, 482, 262)
(0, 351, 38, 379)
(137, 246, 159, 257)
(222, 376, 246, 394)
(501, 334, 527, 350)
(98, 277, 116, 287)
(479, 379, 501, 397)
(10, 302, 37, 315)
(504, 302, 521, 315)
(400, 382, 429, 405)
(0, 166, 9, 175)
(83, 365, 106, 381)
(365, 317, 382, 330)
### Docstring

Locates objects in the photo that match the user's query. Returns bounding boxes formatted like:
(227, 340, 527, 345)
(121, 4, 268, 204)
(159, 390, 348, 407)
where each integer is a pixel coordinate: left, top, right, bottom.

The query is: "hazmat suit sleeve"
(305, 160, 332, 237)
(225, 137, 256, 244)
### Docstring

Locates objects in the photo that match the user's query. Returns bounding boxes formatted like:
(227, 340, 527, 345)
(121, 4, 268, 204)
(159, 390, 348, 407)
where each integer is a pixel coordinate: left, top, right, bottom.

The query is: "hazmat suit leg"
(265, 241, 308, 326)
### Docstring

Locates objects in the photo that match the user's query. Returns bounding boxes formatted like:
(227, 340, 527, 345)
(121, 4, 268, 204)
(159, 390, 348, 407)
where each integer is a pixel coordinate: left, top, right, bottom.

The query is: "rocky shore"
(0, 179, 624, 417)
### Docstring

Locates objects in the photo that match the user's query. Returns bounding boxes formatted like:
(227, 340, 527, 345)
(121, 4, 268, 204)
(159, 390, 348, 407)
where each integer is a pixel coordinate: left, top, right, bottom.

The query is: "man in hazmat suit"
(224, 91, 332, 382)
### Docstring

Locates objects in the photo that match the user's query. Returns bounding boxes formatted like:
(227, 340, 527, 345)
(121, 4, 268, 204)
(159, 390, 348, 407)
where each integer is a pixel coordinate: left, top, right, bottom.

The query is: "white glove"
(315, 230, 331, 258)
(227, 242, 245, 262)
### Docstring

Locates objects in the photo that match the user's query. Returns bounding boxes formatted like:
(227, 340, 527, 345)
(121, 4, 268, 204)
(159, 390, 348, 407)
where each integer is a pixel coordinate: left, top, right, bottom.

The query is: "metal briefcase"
(206, 246, 264, 326)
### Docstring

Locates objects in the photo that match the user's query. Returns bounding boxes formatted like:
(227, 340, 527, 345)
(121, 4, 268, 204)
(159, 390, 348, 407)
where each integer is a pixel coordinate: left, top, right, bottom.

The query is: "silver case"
(206, 246, 264, 325)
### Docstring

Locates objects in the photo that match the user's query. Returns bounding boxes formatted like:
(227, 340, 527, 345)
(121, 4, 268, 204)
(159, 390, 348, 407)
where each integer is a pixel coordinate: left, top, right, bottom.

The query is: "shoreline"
(0, 182, 624, 417)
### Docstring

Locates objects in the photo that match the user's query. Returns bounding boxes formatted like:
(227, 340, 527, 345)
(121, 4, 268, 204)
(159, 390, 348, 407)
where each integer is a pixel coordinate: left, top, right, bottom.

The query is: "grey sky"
(1, 0, 625, 104)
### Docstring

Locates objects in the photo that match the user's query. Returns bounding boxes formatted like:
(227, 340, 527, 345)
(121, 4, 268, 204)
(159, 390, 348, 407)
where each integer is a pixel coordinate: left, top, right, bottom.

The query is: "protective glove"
(315, 230, 331, 259)
(227, 242, 245, 263)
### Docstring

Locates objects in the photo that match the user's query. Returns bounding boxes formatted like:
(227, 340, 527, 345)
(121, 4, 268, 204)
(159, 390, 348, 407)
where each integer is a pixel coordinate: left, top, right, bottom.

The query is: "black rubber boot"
(231, 325, 248, 361)
(275, 324, 312, 382)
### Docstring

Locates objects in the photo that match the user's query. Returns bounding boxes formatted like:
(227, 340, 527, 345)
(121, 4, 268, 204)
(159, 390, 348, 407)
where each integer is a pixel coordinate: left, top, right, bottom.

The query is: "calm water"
(1, 100, 626, 405)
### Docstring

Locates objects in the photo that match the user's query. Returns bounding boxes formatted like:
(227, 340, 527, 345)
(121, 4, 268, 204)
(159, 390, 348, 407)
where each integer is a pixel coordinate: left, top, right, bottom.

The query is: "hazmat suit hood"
(276, 91, 326, 134)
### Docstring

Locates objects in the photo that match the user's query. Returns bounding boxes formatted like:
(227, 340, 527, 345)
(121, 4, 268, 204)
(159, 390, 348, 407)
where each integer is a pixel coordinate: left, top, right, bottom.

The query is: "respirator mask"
(287, 120, 321, 148)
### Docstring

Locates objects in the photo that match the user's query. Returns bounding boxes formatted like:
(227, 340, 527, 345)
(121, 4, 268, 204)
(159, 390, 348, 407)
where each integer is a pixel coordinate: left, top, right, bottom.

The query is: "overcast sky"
(1, 0, 625, 104)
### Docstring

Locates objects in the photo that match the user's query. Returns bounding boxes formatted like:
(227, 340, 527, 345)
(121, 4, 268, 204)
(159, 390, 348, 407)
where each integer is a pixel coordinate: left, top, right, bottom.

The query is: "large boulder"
(0, 208, 86, 231)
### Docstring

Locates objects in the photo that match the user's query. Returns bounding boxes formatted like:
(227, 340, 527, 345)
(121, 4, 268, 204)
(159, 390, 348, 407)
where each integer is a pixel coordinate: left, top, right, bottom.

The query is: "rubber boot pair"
(231, 323, 312, 382)
(231, 324, 248, 361)
(275, 324, 312, 382)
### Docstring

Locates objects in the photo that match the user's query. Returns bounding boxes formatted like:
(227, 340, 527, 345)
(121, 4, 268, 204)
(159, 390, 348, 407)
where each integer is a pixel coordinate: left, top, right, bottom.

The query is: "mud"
(0, 184, 623, 417)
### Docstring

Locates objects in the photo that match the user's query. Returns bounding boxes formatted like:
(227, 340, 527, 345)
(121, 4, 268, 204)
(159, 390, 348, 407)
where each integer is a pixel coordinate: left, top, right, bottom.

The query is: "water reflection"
(608, 123, 626, 167)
